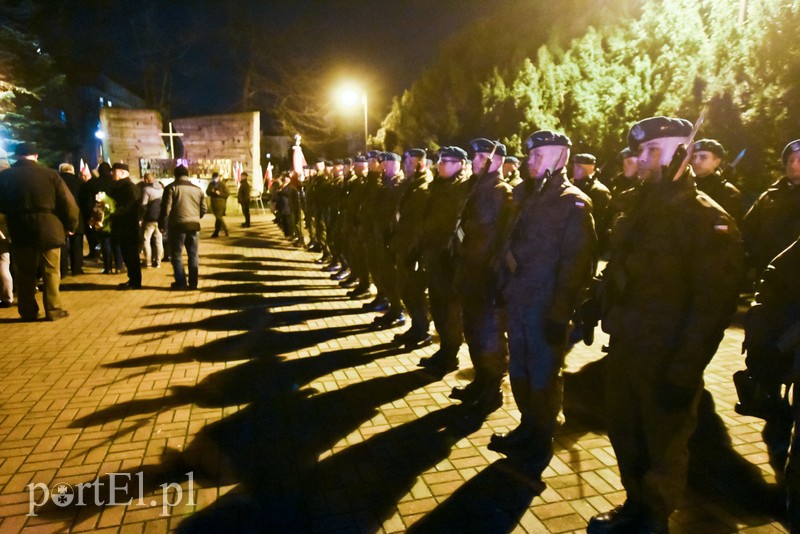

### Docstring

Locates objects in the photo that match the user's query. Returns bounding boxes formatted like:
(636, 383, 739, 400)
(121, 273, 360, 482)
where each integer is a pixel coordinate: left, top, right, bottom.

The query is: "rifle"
(721, 148, 747, 182)
(667, 112, 706, 182)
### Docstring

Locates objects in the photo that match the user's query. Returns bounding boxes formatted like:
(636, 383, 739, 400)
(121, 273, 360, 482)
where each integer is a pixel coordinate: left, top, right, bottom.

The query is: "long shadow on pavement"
(557, 356, 783, 526)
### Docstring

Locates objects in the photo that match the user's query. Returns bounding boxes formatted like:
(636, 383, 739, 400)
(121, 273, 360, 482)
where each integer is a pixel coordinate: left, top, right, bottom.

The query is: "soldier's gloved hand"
(659, 381, 697, 411)
(543, 319, 568, 345)
(662, 144, 687, 181)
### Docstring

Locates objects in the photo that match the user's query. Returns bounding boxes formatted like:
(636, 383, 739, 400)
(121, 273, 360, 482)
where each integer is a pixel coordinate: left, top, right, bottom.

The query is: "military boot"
(468, 378, 503, 414)
(587, 504, 644, 534)
(450, 376, 485, 402)
(418, 349, 458, 375)
(489, 379, 534, 454)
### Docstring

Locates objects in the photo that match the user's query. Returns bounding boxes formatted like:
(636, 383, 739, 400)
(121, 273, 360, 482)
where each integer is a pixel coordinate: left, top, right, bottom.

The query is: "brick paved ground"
(0, 211, 789, 533)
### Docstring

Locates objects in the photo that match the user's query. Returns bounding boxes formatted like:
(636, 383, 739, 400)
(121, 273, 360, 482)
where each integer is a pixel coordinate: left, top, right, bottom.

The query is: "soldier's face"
(786, 152, 800, 182)
(403, 156, 423, 175)
(637, 141, 664, 183)
(572, 163, 594, 181)
(333, 164, 344, 176)
(502, 162, 517, 176)
(437, 158, 464, 179)
(382, 160, 400, 175)
(527, 146, 567, 179)
(690, 151, 721, 178)
(622, 156, 638, 178)
(368, 159, 381, 172)
(471, 153, 502, 174)
(354, 162, 368, 174)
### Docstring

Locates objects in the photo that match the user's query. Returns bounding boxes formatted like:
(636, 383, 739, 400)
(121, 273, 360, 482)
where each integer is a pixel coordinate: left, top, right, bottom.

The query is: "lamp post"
(338, 84, 368, 152)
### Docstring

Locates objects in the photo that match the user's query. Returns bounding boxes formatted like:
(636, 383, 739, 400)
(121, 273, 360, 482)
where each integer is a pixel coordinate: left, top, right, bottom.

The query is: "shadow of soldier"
(407, 458, 546, 533)
(36, 331, 428, 527)
(173, 403, 485, 533)
(558, 356, 782, 525)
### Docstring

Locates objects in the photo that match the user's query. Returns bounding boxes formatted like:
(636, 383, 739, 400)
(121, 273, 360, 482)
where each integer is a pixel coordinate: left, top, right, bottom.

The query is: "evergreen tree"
(0, 24, 68, 166)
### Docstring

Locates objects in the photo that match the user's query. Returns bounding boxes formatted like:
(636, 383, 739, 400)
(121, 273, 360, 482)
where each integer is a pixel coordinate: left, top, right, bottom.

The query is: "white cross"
(160, 122, 184, 159)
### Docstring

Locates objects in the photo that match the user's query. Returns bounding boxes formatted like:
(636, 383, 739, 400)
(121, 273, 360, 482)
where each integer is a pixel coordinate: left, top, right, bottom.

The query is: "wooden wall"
(99, 108, 168, 178)
(172, 112, 261, 184)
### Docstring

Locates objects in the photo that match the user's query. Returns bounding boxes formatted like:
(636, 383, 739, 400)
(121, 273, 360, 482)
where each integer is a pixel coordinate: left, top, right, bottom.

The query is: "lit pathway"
(0, 212, 787, 533)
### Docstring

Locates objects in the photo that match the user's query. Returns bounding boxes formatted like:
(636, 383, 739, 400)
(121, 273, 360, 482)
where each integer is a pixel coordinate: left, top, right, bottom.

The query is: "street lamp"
(336, 84, 368, 152)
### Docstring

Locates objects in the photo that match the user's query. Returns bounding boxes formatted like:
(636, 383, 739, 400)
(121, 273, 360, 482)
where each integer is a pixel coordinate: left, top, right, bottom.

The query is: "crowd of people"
(1, 114, 800, 531)
(263, 119, 799, 533)
(0, 145, 212, 316)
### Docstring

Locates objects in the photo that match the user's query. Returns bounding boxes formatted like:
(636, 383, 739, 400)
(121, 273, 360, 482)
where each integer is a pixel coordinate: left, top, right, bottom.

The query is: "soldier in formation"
(274, 119, 800, 532)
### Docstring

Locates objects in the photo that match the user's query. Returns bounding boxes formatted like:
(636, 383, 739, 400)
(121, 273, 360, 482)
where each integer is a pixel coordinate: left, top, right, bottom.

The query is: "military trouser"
(397, 257, 429, 335)
(506, 300, 566, 451)
(461, 280, 508, 380)
(350, 238, 371, 289)
(375, 245, 401, 312)
(315, 211, 328, 255)
(291, 210, 304, 241)
(605, 347, 701, 524)
(426, 259, 463, 357)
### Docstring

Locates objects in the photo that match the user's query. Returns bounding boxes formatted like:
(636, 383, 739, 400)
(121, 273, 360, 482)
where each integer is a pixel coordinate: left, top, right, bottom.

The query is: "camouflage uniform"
(454, 170, 514, 384)
(389, 168, 433, 340)
(600, 174, 742, 525)
(500, 171, 596, 457)
(695, 169, 743, 224)
(742, 177, 800, 275)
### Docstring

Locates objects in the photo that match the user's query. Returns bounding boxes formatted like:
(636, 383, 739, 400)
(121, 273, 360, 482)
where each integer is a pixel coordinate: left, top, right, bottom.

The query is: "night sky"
(37, 0, 523, 120)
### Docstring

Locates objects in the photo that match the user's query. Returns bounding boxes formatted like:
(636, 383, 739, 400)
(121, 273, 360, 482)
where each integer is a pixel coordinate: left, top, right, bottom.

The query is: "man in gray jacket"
(0, 142, 79, 320)
(160, 165, 206, 289)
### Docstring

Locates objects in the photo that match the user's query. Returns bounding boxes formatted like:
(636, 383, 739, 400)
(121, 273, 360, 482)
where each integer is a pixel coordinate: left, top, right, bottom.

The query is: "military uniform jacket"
(419, 171, 471, 268)
(573, 176, 611, 238)
(455, 171, 514, 281)
(356, 171, 382, 241)
(742, 177, 800, 274)
(0, 159, 80, 249)
(695, 170, 743, 223)
(601, 174, 743, 387)
(373, 172, 406, 247)
(389, 169, 432, 260)
(609, 173, 638, 198)
(340, 173, 364, 231)
(504, 172, 596, 324)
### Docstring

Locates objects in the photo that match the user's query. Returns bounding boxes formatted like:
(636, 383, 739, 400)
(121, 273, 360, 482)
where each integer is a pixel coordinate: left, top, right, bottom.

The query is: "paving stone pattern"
(0, 214, 789, 533)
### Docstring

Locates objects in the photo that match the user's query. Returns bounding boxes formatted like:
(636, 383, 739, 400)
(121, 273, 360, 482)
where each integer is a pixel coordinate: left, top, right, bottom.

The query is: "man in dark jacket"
(570, 153, 610, 255)
(238, 172, 251, 228)
(691, 139, 743, 223)
(108, 163, 142, 289)
(742, 139, 800, 276)
(739, 239, 800, 529)
(489, 132, 596, 474)
(390, 148, 433, 348)
(449, 138, 514, 414)
(588, 117, 743, 533)
(417, 146, 471, 374)
(58, 163, 85, 276)
(160, 165, 206, 289)
(0, 142, 79, 320)
(371, 152, 407, 329)
(206, 172, 229, 237)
